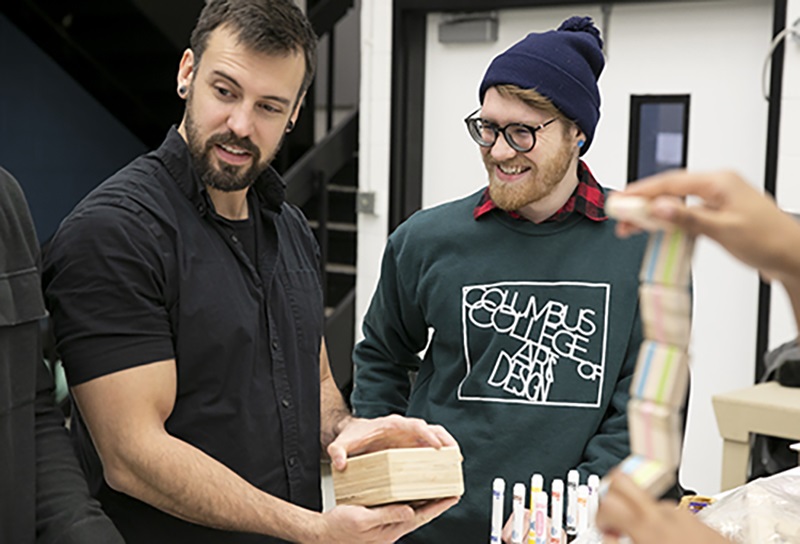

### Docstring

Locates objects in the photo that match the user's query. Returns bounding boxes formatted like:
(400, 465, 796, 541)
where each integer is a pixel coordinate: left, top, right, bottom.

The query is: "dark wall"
(0, 14, 148, 243)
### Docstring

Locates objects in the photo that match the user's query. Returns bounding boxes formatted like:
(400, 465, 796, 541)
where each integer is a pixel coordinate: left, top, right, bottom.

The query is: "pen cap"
(551, 478, 564, 495)
(531, 473, 544, 492)
(493, 478, 506, 494)
(513, 483, 526, 501)
(587, 474, 599, 492)
(567, 470, 579, 484)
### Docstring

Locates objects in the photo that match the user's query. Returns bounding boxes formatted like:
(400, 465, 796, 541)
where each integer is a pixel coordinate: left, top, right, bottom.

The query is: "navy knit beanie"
(478, 16, 604, 155)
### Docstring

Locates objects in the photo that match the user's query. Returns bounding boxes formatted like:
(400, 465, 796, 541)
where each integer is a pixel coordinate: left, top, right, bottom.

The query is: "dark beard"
(184, 101, 273, 193)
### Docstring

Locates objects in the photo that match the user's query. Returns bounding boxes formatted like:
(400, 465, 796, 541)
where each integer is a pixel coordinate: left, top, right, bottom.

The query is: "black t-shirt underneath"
(219, 211, 257, 267)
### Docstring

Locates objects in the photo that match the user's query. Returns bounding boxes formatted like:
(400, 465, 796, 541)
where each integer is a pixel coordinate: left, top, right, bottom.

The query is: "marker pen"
(587, 474, 600, 526)
(511, 482, 526, 544)
(576, 485, 589, 535)
(549, 479, 564, 544)
(534, 491, 548, 544)
(490, 478, 505, 544)
(528, 473, 544, 544)
(566, 469, 579, 537)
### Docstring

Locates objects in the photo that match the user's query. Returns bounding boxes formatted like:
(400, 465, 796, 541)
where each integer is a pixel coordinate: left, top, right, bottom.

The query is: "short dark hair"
(190, 0, 318, 96)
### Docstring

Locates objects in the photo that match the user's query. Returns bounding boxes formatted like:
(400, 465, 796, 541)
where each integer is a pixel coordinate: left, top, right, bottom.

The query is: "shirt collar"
(155, 126, 286, 216)
(473, 160, 607, 222)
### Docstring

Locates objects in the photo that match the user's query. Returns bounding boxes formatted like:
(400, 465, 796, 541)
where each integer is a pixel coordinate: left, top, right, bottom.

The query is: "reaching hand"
(595, 471, 730, 544)
(613, 170, 800, 286)
(327, 414, 458, 471)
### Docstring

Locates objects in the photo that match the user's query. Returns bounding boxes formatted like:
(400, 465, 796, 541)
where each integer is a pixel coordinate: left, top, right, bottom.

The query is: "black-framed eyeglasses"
(464, 108, 558, 153)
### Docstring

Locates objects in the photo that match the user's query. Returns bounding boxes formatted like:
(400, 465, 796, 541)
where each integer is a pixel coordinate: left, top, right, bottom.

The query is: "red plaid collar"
(473, 161, 608, 222)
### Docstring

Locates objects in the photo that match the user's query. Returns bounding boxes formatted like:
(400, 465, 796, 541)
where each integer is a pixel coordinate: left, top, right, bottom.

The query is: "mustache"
(205, 131, 260, 158)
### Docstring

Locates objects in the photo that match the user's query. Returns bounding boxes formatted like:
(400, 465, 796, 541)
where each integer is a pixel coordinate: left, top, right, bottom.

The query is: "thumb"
(327, 443, 348, 471)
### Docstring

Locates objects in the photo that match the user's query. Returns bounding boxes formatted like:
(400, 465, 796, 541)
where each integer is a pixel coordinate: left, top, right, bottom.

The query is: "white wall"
(359, 0, 780, 495)
(770, 2, 800, 348)
(356, 0, 392, 333)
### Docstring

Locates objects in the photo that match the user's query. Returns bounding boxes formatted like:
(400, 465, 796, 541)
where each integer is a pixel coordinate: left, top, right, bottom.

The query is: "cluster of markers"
(490, 470, 600, 544)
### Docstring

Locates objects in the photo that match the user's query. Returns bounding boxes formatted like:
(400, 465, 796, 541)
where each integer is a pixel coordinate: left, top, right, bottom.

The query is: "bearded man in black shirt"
(42, 1, 458, 543)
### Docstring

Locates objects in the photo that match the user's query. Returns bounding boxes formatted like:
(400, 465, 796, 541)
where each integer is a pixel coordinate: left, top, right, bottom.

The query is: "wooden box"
(332, 446, 464, 506)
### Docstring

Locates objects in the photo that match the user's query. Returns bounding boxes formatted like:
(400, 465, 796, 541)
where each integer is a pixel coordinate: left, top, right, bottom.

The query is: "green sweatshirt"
(352, 187, 647, 544)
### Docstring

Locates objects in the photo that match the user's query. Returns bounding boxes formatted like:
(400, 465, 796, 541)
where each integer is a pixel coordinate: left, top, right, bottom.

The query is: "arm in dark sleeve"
(43, 203, 174, 385)
(351, 237, 430, 418)
(34, 357, 125, 544)
(0, 167, 123, 543)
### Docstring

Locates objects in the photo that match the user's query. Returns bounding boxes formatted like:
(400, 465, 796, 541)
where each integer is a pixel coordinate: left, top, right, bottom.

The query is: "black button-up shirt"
(43, 127, 324, 544)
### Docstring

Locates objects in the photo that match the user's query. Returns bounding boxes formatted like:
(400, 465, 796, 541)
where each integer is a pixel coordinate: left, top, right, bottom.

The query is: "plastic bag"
(570, 468, 800, 544)
(698, 469, 800, 543)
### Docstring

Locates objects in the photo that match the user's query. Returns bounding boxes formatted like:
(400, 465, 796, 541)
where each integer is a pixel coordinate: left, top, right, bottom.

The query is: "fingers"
(500, 509, 530, 543)
(383, 497, 459, 543)
(369, 503, 416, 526)
(429, 424, 459, 448)
(412, 496, 459, 525)
(328, 416, 460, 473)
(647, 196, 718, 238)
(623, 170, 729, 202)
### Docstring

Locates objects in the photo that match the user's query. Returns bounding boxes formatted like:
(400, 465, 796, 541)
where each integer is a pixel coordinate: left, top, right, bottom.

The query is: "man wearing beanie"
(353, 16, 653, 543)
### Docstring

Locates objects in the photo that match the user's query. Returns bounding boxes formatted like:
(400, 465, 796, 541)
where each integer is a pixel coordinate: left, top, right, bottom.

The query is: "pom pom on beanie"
(478, 16, 604, 155)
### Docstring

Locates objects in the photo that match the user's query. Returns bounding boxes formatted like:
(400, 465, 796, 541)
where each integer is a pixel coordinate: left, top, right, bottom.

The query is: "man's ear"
(290, 90, 307, 126)
(177, 49, 195, 97)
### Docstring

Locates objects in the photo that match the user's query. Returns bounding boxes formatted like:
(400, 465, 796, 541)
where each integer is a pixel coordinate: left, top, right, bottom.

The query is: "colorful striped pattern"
(628, 399, 682, 468)
(617, 455, 674, 497)
(640, 230, 694, 287)
(631, 341, 690, 409)
(640, 284, 691, 349)
(604, 199, 696, 499)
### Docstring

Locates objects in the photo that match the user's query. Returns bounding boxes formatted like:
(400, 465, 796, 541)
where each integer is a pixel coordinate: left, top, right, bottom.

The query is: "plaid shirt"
(473, 161, 607, 222)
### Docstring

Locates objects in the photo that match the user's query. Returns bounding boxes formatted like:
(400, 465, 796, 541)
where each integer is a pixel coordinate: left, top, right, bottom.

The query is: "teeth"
(499, 165, 526, 175)
(220, 144, 248, 155)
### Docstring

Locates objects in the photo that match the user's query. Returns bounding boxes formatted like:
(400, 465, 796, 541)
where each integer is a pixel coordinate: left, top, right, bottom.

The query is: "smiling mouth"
(215, 143, 252, 165)
(498, 164, 529, 175)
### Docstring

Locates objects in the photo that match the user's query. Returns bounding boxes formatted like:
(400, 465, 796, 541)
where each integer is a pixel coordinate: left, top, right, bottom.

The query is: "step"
(326, 263, 357, 275)
(308, 220, 357, 232)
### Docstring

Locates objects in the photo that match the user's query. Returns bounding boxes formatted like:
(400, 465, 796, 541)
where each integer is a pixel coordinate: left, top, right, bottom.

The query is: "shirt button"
(272, 339, 278, 350)
(288, 456, 297, 467)
(197, 203, 205, 214)
(281, 398, 291, 408)
(231, 234, 239, 243)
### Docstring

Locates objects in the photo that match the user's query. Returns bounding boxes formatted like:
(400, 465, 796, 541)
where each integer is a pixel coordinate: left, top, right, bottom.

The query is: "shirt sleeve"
(43, 203, 174, 385)
(351, 236, 430, 418)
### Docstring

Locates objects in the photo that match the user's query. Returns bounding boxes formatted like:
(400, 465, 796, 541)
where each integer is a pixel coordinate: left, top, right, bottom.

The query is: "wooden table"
(712, 382, 800, 490)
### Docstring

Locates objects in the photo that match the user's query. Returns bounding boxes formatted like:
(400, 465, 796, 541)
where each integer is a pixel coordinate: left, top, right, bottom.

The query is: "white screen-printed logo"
(458, 281, 610, 407)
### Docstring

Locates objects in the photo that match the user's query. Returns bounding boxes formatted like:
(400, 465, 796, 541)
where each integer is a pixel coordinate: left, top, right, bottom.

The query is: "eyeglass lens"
(468, 119, 535, 152)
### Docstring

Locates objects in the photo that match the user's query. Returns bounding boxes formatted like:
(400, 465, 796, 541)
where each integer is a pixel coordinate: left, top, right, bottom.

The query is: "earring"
(286, 120, 294, 133)
(577, 140, 585, 149)
(178, 85, 187, 97)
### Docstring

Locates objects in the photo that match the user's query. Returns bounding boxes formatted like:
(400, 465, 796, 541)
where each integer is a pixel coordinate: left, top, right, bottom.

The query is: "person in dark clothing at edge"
(351, 17, 656, 544)
(42, 1, 458, 543)
(0, 166, 124, 544)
